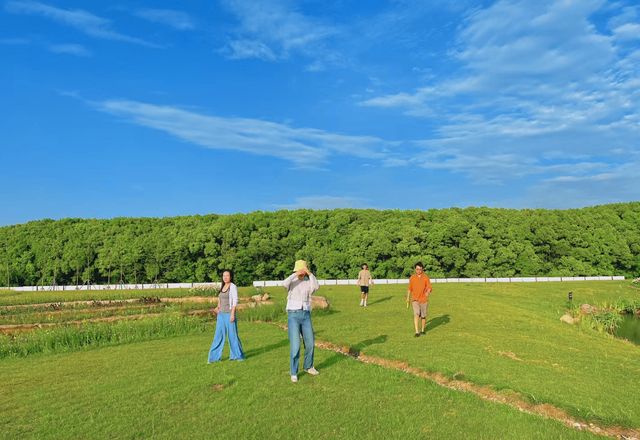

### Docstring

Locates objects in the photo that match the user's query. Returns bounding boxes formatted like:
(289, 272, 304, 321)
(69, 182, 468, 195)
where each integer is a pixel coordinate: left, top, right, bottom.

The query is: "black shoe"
(414, 333, 420, 337)
(421, 330, 426, 335)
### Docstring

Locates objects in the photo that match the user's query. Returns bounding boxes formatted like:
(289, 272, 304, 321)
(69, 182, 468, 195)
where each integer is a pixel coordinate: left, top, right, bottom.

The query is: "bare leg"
(414, 315, 420, 333)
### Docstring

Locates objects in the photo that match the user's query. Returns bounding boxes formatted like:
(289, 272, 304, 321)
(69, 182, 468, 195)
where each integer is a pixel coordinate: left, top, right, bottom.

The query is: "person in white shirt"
(283, 260, 320, 383)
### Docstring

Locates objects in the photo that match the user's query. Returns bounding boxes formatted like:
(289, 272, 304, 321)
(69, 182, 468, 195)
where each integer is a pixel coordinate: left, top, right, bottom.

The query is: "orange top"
(409, 274, 431, 303)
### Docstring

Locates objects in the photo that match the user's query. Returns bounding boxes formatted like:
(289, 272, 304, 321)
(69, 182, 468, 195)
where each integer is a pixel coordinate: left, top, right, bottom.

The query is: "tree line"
(1, 203, 639, 287)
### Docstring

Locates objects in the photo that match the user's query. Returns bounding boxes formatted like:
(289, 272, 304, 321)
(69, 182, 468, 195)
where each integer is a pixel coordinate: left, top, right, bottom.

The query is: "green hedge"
(1, 203, 639, 286)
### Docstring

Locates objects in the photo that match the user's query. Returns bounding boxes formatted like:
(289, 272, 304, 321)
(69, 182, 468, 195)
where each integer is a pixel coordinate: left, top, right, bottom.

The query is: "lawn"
(310, 281, 640, 427)
(0, 323, 601, 439)
(1, 280, 639, 439)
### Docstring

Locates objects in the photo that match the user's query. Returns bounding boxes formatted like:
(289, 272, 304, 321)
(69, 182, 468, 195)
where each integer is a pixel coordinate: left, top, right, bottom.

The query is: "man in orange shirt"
(407, 262, 432, 337)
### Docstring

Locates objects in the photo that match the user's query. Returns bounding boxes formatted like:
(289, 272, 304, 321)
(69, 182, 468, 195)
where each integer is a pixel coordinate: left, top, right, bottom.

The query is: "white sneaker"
(304, 367, 320, 376)
(291, 375, 298, 383)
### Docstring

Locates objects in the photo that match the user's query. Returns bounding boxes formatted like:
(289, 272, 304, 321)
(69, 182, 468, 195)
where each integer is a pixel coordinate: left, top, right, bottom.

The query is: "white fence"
(1, 276, 626, 292)
(6, 282, 221, 292)
(253, 275, 625, 288)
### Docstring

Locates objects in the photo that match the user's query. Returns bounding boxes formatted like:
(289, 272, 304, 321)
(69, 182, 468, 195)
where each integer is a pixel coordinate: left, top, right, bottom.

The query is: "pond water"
(615, 314, 640, 345)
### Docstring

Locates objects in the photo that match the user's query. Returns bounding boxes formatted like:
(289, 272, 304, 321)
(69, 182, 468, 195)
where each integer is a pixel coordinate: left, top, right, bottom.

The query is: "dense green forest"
(1, 203, 639, 286)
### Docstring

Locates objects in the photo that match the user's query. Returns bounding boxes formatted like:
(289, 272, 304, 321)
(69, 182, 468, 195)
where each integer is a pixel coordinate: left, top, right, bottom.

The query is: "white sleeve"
(283, 273, 296, 290)
(308, 273, 320, 294)
(229, 284, 239, 308)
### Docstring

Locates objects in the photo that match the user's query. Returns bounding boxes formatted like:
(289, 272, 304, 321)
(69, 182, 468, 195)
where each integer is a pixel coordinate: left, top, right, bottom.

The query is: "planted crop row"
(0, 303, 284, 358)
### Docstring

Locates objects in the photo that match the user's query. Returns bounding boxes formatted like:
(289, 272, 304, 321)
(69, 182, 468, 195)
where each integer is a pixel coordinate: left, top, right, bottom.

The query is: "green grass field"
(314, 282, 640, 427)
(1, 281, 639, 439)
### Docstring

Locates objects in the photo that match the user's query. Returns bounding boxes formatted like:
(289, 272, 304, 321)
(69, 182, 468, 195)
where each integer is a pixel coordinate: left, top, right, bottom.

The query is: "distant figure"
(283, 260, 320, 383)
(357, 263, 374, 307)
(208, 270, 245, 362)
(407, 262, 432, 337)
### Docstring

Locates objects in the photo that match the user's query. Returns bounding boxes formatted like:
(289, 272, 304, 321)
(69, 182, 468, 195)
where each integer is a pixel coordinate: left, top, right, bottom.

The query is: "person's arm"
(425, 277, 432, 295)
(369, 271, 374, 286)
(307, 272, 319, 294)
(230, 284, 239, 322)
(283, 273, 297, 290)
(407, 278, 412, 302)
(214, 293, 220, 314)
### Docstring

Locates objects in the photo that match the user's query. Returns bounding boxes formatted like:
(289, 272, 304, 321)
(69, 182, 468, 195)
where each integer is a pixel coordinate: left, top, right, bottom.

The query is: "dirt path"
(266, 321, 639, 440)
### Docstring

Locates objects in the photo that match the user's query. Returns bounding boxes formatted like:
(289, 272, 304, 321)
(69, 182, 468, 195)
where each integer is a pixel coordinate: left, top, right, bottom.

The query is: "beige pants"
(411, 301, 429, 318)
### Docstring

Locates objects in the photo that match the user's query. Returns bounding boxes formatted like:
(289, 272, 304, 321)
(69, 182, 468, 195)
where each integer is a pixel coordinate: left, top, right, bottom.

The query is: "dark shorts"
(360, 286, 369, 294)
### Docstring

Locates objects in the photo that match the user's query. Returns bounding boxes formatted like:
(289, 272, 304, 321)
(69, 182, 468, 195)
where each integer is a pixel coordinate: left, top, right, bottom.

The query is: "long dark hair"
(221, 269, 234, 290)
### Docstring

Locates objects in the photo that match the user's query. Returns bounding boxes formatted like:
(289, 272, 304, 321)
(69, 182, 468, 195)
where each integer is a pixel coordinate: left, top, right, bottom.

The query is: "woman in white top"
(283, 259, 320, 383)
(208, 270, 245, 362)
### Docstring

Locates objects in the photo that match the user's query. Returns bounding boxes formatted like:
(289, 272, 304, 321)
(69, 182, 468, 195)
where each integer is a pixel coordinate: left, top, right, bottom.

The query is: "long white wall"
(253, 275, 625, 288)
(6, 282, 220, 292)
(2, 276, 626, 292)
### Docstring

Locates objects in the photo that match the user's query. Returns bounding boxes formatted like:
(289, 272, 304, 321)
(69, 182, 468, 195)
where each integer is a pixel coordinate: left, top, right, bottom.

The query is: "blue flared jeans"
(208, 312, 244, 362)
(287, 310, 314, 375)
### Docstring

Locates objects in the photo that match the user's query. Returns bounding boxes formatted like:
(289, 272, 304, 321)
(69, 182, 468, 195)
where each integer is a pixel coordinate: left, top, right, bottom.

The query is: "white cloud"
(359, 0, 640, 186)
(411, 145, 615, 183)
(612, 22, 640, 41)
(274, 195, 367, 210)
(224, 39, 277, 61)
(48, 43, 91, 56)
(5, 0, 158, 47)
(93, 99, 395, 168)
(133, 8, 195, 31)
(524, 160, 640, 208)
(220, 0, 339, 63)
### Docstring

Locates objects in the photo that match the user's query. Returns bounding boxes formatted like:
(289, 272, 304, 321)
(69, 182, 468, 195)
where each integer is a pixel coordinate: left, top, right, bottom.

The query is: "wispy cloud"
(5, 0, 158, 47)
(92, 99, 395, 168)
(274, 195, 368, 210)
(133, 8, 195, 31)
(47, 43, 91, 56)
(359, 0, 640, 186)
(225, 39, 276, 61)
(219, 0, 340, 65)
(612, 22, 640, 41)
(524, 158, 640, 208)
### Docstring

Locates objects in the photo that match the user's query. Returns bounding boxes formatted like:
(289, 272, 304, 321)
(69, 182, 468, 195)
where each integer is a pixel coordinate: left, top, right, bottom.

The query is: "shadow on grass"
(314, 308, 339, 317)
(244, 338, 289, 359)
(367, 296, 393, 306)
(314, 334, 388, 371)
(426, 314, 451, 333)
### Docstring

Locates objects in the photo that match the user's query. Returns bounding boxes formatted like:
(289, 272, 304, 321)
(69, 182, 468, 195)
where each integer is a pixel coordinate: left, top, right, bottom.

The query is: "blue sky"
(1, 0, 639, 226)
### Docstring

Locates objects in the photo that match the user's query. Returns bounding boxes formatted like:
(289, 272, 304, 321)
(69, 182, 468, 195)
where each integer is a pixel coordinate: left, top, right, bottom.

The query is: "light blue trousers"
(208, 312, 244, 362)
(288, 310, 314, 375)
